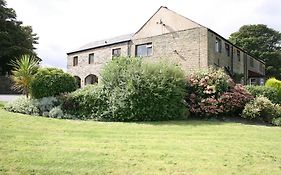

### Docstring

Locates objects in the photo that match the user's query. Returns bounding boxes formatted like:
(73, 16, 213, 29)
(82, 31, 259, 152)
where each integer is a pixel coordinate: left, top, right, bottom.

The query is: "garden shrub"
(49, 106, 64, 119)
(246, 85, 280, 104)
(36, 97, 59, 113)
(5, 96, 40, 115)
(272, 117, 281, 126)
(242, 96, 280, 123)
(99, 57, 187, 121)
(265, 77, 281, 98)
(186, 68, 252, 117)
(60, 85, 107, 119)
(4, 96, 62, 117)
(30, 68, 77, 99)
(218, 84, 253, 115)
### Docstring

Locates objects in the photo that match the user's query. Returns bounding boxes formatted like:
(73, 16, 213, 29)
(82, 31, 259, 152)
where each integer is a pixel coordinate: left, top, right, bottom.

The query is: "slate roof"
(67, 33, 134, 55)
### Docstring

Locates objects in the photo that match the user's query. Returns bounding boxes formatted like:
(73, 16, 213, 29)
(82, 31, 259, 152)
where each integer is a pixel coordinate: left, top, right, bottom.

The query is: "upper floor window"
(225, 43, 230, 56)
(112, 48, 121, 58)
(136, 43, 152, 57)
(215, 38, 222, 53)
(73, 56, 78, 66)
(88, 53, 94, 64)
(250, 57, 254, 67)
(237, 50, 241, 62)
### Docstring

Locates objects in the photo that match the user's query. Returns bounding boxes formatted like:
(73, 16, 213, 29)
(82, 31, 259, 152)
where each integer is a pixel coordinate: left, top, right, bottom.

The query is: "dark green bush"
(246, 85, 280, 104)
(100, 57, 187, 121)
(60, 85, 107, 119)
(30, 68, 77, 99)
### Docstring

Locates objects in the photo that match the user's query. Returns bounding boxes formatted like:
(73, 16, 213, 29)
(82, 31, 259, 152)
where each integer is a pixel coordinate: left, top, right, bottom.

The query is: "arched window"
(74, 76, 81, 88)
(84, 74, 98, 85)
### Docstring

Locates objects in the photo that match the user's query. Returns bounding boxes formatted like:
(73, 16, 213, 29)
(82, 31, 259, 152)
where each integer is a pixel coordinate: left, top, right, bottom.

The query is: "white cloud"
(6, 0, 281, 69)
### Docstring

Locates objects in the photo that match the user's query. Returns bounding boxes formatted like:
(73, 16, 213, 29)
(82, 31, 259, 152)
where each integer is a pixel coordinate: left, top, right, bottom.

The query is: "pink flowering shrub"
(186, 68, 253, 117)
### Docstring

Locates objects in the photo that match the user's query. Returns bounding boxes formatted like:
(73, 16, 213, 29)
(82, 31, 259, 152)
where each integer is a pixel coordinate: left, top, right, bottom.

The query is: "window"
(136, 43, 152, 57)
(250, 57, 254, 67)
(215, 38, 222, 53)
(225, 43, 230, 56)
(88, 53, 94, 64)
(73, 56, 78, 66)
(112, 48, 121, 58)
(237, 50, 241, 62)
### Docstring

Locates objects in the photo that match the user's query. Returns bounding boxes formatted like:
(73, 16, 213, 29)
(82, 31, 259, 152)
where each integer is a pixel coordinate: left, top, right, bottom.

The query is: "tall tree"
(0, 0, 39, 75)
(229, 24, 281, 79)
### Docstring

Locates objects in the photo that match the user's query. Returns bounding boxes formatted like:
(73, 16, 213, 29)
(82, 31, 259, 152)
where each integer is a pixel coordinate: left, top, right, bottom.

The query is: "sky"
(6, 0, 281, 69)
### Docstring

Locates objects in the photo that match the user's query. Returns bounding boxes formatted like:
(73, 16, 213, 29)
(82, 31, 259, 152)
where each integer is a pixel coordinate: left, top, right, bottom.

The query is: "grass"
(0, 109, 281, 175)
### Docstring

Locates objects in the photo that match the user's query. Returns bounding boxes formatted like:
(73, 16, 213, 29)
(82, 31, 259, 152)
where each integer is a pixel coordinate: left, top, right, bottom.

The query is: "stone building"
(67, 6, 265, 88)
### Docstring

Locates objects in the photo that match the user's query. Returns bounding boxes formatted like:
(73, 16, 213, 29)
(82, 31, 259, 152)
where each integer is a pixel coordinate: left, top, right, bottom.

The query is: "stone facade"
(67, 6, 265, 87)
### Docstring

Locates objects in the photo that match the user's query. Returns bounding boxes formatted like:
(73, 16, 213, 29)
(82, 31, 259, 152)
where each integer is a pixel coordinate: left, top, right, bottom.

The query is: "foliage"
(4, 96, 61, 117)
(218, 84, 253, 115)
(60, 85, 107, 120)
(62, 58, 187, 121)
(9, 55, 39, 97)
(49, 106, 64, 119)
(246, 85, 280, 104)
(0, 0, 39, 75)
(99, 57, 187, 121)
(4, 96, 39, 115)
(272, 117, 281, 126)
(30, 68, 77, 99)
(36, 96, 59, 113)
(186, 68, 252, 117)
(242, 96, 281, 123)
(265, 77, 281, 98)
(229, 24, 281, 79)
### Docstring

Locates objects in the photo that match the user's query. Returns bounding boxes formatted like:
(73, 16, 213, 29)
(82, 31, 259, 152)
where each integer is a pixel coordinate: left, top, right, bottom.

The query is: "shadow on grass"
(132, 116, 273, 127)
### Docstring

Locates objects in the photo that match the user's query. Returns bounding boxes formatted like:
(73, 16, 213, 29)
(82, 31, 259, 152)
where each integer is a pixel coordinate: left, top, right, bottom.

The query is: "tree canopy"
(229, 24, 281, 79)
(0, 0, 39, 75)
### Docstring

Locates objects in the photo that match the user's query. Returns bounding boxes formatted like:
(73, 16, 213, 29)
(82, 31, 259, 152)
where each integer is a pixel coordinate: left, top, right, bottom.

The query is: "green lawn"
(0, 109, 281, 175)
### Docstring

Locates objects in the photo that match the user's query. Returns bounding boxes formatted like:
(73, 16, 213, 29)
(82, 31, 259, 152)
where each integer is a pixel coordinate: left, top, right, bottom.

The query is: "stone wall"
(67, 27, 265, 87)
(67, 42, 130, 87)
(132, 27, 209, 74)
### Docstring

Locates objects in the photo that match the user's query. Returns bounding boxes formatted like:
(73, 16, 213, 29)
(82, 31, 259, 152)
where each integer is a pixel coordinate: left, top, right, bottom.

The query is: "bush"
(4, 96, 40, 115)
(218, 84, 253, 115)
(186, 68, 252, 117)
(242, 96, 279, 123)
(265, 77, 281, 98)
(30, 68, 77, 99)
(36, 97, 59, 113)
(272, 117, 281, 126)
(246, 85, 280, 104)
(60, 85, 107, 119)
(99, 57, 187, 121)
(49, 106, 64, 119)
(4, 96, 60, 117)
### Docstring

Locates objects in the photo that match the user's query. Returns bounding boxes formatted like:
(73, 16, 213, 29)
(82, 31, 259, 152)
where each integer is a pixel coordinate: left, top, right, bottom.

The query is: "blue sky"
(6, 0, 281, 69)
